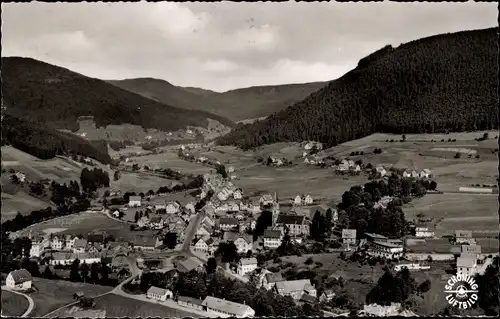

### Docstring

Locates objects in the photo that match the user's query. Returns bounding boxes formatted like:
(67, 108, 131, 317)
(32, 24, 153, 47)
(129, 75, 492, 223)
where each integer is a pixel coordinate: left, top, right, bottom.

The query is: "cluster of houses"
(293, 194, 314, 206)
(341, 229, 404, 259)
(333, 159, 362, 173)
(402, 169, 432, 179)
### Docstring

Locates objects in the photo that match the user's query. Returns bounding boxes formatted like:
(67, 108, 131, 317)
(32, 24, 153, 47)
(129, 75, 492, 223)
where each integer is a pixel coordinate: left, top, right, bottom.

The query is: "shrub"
(305, 257, 314, 265)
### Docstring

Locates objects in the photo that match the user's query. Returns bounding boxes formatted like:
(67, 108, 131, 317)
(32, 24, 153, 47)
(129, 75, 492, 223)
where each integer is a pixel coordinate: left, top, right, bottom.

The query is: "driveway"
(1, 286, 35, 317)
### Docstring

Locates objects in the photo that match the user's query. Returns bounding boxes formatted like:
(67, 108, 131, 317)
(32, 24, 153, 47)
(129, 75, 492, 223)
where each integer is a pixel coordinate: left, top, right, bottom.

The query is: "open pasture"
(1, 191, 53, 222)
(1, 290, 30, 317)
(404, 193, 498, 237)
(110, 171, 178, 193)
(124, 151, 213, 175)
(28, 277, 111, 317)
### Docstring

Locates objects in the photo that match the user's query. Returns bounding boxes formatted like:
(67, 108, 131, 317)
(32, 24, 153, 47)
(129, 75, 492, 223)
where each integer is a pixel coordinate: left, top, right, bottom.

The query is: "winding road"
(1, 286, 35, 317)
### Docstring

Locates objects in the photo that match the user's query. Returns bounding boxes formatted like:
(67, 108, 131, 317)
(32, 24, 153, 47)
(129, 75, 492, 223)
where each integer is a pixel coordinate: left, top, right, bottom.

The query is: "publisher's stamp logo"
(444, 274, 479, 309)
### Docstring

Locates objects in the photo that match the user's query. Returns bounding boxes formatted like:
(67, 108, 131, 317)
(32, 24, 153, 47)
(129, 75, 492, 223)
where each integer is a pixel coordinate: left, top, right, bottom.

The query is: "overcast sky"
(2, 1, 497, 92)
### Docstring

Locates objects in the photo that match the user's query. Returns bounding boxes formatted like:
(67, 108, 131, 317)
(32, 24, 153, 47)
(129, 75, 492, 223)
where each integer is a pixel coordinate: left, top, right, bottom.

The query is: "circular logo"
(443, 274, 479, 310)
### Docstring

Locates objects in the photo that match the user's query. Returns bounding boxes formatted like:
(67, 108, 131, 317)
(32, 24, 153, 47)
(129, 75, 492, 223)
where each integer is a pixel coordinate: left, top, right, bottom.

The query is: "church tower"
(272, 192, 280, 227)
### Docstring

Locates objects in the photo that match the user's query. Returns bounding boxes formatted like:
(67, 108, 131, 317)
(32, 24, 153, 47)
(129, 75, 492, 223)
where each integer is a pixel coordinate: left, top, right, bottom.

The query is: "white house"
(456, 254, 478, 277)
(420, 169, 432, 179)
(223, 232, 253, 254)
(294, 195, 302, 205)
(402, 171, 411, 178)
(347, 160, 355, 167)
(30, 238, 50, 258)
(274, 279, 317, 301)
(6, 269, 32, 290)
(337, 162, 349, 172)
(185, 202, 196, 214)
(411, 170, 419, 178)
(342, 229, 357, 245)
(237, 257, 258, 276)
(233, 189, 243, 200)
(203, 296, 255, 318)
(455, 230, 475, 245)
(263, 229, 283, 249)
(194, 238, 209, 252)
(376, 166, 387, 177)
(128, 196, 142, 207)
(72, 239, 88, 254)
(166, 202, 181, 214)
(259, 194, 274, 206)
(50, 236, 64, 250)
(196, 226, 211, 238)
(353, 165, 361, 172)
(415, 224, 435, 238)
(367, 241, 404, 259)
(147, 286, 173, 301)
(155, 203, 167, 212)
(303, 195, 313, 205)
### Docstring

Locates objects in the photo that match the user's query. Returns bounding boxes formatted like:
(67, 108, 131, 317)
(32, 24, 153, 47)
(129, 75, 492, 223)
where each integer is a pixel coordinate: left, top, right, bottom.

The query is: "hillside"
(107, 78, 328, 121)
(2, 114, 112, 164)
(1, 57, 234, 132)
(217, 27, 498, 149)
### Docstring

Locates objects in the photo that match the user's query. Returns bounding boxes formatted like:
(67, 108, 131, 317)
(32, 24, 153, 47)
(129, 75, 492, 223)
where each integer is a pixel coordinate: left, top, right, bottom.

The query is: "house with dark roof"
(176, 257, 204, 273)
(219, 217, 239, 231)
(87, 233, 105, 244)
(72, 239, 88, 253)
(130, 235, 161, 251)
(263, 229, 283, 249)
(6, 269, 32, 290)
(262, 272, 284, 290)
(275, 214, 310, 237)
(178, 296, 205, 311)
(273, 279, 317, 301)
(223, 232, 253, 254)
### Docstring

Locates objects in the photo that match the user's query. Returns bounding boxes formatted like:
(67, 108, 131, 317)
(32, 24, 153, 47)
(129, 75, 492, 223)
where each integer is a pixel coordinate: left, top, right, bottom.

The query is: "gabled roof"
(178, 257, 203, 273)
(265, 272, 284, 284)
(261, 194, 273, 201)
(9, 269, 32, 284)
(300, 293, 318, 304)
(178, 296, 204, 306)
(342, 229, 357, 239)
(239, 257, 257, 265)
(147, 286, 170, 296)
(130, 235, 157, 247)
(264, 229, 282, 239)
(223, 232, 252, 244)
(129, 196, 141, 201)
(275, 279, 314, 294)
(276, 214, 305, 225)
(73, 239, 88, 249)
(219, 217, 238, 225)
(202, 296, 253, 317)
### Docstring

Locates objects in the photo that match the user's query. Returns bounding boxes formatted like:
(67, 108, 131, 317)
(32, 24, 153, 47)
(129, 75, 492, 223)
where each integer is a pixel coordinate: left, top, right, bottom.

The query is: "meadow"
(1, 290, 30, 317)
(109, 170, 178, 193)
(1, 191, 53, 222)
(28, 277, 111, 317)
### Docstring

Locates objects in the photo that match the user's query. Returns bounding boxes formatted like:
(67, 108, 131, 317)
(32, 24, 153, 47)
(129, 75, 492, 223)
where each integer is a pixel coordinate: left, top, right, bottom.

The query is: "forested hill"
(1, 57, 235, 132)
(108, 78, 328, 122)
(2, 114, 112, 164)
(217, 27, 498, 150)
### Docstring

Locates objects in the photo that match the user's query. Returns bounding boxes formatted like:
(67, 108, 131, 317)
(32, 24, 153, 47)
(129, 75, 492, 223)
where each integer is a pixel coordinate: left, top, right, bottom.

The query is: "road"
(1, 286, 35, 317)
(181, 211, 206, 253)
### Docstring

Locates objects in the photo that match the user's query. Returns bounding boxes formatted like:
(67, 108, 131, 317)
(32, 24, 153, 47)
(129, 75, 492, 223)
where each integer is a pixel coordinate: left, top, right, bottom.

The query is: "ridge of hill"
(217, 27, 499, 149)
(2, 114, 112, 165)
(107, 78, 328, 121)
(1, 57, 235, 132)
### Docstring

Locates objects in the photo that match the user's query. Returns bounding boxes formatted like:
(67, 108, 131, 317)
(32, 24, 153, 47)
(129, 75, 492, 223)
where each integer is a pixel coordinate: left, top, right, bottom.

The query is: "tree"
(80, 262, 90, 283)
(418, 279, 431, 293)
(70, 259, 81, 282)
(163, 232, 177, 249)
(216, 164, 228, 179)
(311, 210, 327, 240)
(90, 263, 100, 283)
(454, 152, 461, 159)
(113, 170, 120, 181)
(254, 210, 273, 238)
(429, 180, 437, 191)
(218, 242, 238, 263)
(134, 211, 139, 223)
(206, 257, 217, 274)
(402, 134, 407, 142)
(476, 256, 499, 315)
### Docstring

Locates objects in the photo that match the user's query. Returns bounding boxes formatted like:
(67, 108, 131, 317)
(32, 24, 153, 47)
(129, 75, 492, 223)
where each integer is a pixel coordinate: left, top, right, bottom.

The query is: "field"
(15, 212, 158, 243)
(1, 290, 30, 317)
(27, 277, 111, 317)
(92, 294, 200, 318)
(124, 150, 213, 175)
(110, 170, 179, 193)
(1, 191, 53, 222)
(404, 193, 499, 236)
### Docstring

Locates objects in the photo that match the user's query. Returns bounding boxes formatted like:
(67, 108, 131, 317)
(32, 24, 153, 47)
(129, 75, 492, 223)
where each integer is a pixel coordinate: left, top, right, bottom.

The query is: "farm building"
(147, 286, 173, 301)
(6, 269, 32, 290)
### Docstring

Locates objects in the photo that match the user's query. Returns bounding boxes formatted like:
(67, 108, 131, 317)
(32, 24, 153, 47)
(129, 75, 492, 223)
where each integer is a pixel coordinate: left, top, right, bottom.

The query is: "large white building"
(128, 196, 142, 207)
(366, 241, 404, 259)
(147, 286, 173, 301)
(237, 257, 258, 276)
(6, 269, 32, 290)
(202, 296, 255, 318)
(263, 229, 283, 249)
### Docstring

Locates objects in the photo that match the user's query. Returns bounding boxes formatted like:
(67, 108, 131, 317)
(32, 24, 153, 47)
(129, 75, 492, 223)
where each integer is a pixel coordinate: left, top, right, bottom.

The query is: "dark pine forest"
(217, 28, 498, 149)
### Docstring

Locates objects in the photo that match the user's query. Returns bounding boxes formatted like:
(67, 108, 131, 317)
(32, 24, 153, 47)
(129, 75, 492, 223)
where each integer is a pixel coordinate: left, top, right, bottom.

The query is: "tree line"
(217, 28, 497, 150)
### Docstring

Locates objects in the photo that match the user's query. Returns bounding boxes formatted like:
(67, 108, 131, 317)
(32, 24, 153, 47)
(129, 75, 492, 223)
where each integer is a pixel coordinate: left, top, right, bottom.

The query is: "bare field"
(124, 152, 213, 175)
(28, 277, 111, 317)
(404, 193, 499, 236)
(1, 191, 53, 222)
(93, 294, 200, 318)
(1, 290, 30, 317)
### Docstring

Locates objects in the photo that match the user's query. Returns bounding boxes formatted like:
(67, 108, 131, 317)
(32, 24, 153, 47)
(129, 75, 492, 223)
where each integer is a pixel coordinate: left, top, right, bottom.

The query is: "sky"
(2, 1, 497, 92)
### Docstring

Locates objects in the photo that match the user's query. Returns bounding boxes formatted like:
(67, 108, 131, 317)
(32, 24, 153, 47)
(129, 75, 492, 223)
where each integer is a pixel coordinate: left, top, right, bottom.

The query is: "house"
(294, 195, 302, 205)
(342, 229, 357, 245)
(347, 160, 355, 167)
(206, 238, 220, 256)
(196, 226, 211, 239)
(455, 230, 475, 244)
(15, 172, 26, 183)
(87, 233, 105, 244)
(203, 296, 255, 318)
(456, 254, 478, 277)
(6, 269, 32, 290)
(219, 217, 239, 231)
(415, 224, 435, 238)
(73, 292, 85, 300)
(420, 169, 432, 179)
(367, 241, 404, 259)
(262, 272, 284, 290)
(233, 189, 243, 200)
(263, 229, 283, 249)
(150, 216, 165, 230)
(274, 279, 317, 301)
(111, 255, 129, 271)
(275, 214, 310, 237)
(260, 194, 274, 206)
(376, 166, 387, 177)
(223, 232, 253, 254)
(337, 162, 349, 171)
(237, 257, 258, 276)
(65, 235, 79, 249)
(128, 196, 142, 207)
(298, 293, 318, 305)
(73, 239, 88, 254)
(303, 195, 313, 205)
(185, 202, 196, 214)
(147, 286, 173, 301)
(137, 216, 150, 228)
(319, 290, 336, 303)
(194, 238, 209, 252)
(202, 216, 215, 228)
(177, 296, 205, 311)
(402, 171, 411, 178)
(30, 237, 50, 258)
(155, 203, 167, 212)
(130, 236, 160, 251)
(112, 210, 121, 218)
(166, 201, 181, 214)
(353, 164, 361, 172)
(50, 236, 64, 250)
(177, 257, 204, 273)
(411, 170, 419, 178)
(462, 244, 482, 255)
